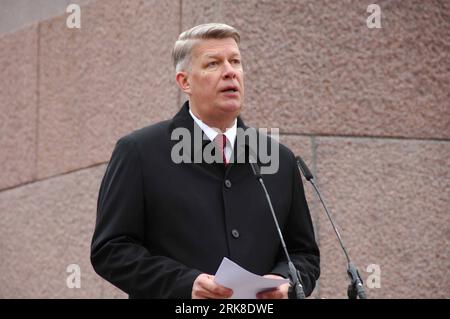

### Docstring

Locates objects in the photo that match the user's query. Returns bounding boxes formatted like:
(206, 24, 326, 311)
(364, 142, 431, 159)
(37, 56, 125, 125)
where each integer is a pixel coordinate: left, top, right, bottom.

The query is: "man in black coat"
(91, 23, 320, 299)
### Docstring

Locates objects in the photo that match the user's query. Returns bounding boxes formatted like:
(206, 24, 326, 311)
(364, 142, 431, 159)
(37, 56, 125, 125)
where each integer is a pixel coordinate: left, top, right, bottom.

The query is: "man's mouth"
(220, 86, 239, 94)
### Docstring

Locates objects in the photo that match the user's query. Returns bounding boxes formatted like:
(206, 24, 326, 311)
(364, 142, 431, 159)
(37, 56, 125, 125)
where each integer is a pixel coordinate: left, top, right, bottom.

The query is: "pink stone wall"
(1, 0, 448, 298)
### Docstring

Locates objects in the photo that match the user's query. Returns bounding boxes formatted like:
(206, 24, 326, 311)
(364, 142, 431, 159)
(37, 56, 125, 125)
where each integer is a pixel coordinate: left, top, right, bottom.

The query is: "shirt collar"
(189, 108, 237, 149)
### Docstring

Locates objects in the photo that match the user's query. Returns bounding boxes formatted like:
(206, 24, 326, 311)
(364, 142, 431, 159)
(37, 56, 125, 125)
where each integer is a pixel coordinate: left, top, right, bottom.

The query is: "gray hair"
(172, 23, 240, 73)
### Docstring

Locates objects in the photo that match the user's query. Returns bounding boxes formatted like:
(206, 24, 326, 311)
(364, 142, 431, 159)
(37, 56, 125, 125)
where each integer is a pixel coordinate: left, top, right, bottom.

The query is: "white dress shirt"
(189, 108, 237, 163)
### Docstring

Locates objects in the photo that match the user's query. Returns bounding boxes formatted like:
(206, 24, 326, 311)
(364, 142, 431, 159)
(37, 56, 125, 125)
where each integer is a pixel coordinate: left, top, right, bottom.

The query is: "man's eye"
(207, 61, 218, 67)
(232, 59, 241, 65)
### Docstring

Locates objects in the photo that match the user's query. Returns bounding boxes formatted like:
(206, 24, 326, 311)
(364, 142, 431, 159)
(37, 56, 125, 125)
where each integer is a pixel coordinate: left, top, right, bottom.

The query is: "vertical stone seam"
(176, 0, 183, 109)
(311, 134, 321, 298)
(34, 22, 41, 182)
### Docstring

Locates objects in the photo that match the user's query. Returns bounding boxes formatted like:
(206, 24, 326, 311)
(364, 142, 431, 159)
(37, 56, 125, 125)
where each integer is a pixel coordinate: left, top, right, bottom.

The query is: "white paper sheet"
(214, 257, 290, 299)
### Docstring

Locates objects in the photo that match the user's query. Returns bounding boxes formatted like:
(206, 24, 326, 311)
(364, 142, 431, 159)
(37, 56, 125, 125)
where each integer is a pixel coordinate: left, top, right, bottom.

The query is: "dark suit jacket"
(91, 101, 320, 298)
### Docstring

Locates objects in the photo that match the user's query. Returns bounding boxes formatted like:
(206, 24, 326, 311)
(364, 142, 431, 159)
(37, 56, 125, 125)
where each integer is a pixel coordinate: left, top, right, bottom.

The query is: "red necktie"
(215, 134, 228, 166)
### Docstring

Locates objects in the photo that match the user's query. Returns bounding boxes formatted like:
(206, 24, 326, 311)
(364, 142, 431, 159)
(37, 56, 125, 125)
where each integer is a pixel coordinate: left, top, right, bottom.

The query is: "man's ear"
(175, 72, 191, 95)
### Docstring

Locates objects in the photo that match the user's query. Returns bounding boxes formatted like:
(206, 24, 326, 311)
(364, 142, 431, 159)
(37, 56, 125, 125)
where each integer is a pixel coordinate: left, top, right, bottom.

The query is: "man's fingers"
(256, 275, 290, 299)
(192, 274, 233, 299)
(256, 282, 290, 299)
(193, 286, 228, 299)
(256, 288, 283, 299)
(199, 275, 233, 297)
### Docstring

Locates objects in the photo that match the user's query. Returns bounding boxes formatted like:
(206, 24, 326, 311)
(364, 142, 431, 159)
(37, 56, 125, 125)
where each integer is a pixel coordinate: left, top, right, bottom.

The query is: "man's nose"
(222, 61, 237, 79)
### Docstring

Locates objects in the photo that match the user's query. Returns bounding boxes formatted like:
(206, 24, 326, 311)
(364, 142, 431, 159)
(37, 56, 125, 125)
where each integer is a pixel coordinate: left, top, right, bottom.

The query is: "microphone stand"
(249, 160, 306, 299)
(296, 156, 366, 299)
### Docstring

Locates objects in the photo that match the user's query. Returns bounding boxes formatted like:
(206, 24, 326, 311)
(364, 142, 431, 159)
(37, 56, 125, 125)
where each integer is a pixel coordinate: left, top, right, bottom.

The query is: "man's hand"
(256, 274, 290, 299)
(192, 273, 233, 299)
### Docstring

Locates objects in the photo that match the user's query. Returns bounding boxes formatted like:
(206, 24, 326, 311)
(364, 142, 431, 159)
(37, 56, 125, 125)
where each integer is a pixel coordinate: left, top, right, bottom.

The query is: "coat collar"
(170, 100, 248, 132)
(168, 101, 254, 169)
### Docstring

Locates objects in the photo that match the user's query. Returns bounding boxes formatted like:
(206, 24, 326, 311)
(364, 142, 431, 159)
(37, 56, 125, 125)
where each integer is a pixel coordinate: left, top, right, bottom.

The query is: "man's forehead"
(203, 51, 241, 58)
(193, 39, 241, 58)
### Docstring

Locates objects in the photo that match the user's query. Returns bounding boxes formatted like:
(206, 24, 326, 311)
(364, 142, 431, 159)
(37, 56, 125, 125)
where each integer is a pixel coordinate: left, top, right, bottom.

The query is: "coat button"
(231, 229, 240, 239)
(224, 179, 232, 188)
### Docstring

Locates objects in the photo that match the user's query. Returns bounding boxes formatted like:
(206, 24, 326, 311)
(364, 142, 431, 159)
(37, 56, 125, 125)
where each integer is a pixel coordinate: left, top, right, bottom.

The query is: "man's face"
(182, 38, 245, 128)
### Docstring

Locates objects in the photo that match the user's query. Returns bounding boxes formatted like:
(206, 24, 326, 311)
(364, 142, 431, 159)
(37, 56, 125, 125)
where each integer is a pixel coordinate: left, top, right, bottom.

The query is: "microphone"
(295, 156, 367, 299)
(248, 157, 306, 299)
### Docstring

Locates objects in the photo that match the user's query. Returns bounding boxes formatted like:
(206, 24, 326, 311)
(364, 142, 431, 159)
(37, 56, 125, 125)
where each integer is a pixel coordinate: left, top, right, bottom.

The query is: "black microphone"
(296, 156, 313, 181)
(248, 157, 306, 299)
(295, 156, 367, 299)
